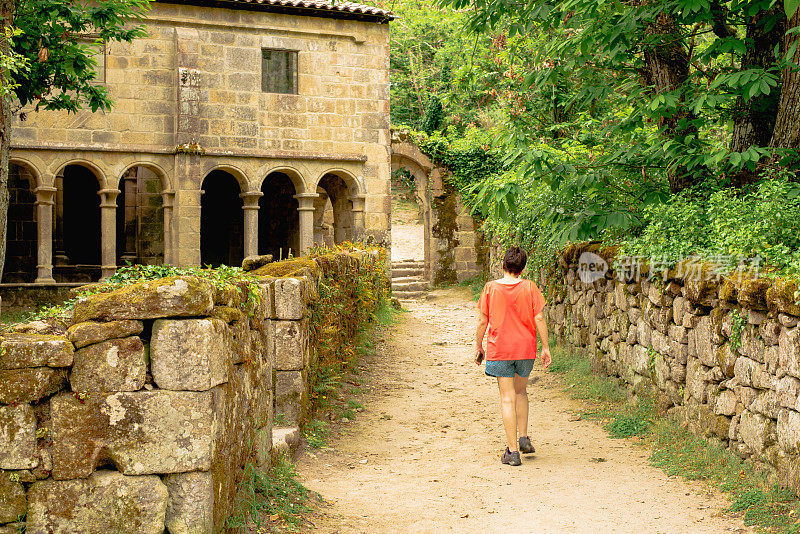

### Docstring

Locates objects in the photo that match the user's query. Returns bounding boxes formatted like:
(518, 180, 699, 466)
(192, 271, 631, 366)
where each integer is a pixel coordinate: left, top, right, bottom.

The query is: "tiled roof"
(164, 0, 396, 22)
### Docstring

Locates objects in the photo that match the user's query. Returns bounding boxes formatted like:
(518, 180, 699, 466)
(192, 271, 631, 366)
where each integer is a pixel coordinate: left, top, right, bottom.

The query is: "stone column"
(350, 194, 366, 242)
(294, 193, 319, 256)
(240, 191, 263, 259)
(99, 189, 121, 279)
(34, 186, 57, 284)
(161, 190, 176, 265)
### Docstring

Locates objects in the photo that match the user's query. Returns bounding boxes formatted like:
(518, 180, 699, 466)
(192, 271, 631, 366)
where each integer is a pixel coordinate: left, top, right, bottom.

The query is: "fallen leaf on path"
(589, 457, 607, 463)
(460, 514, 469, 519)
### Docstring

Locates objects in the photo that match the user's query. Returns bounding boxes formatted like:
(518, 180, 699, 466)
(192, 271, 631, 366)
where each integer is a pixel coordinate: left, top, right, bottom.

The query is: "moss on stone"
(252, 257, 317, 279)
(765, 277, 800, 315)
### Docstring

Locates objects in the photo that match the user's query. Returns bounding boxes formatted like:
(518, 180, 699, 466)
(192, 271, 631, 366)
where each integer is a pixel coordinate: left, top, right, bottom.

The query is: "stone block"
(163, 471, 214, 534)
(66, 320, 143, 349)
(686, 358, 707, 402)
(275, 370, 306, 425)
(751, 389, 780, 419)
(654, 352, 670, 389)
(50, 390, 215, 479)
(70, 337, 146, 392)
(0, 472, 26, 523)
(734, 356, 759, 388)
(777, 409, 800, 454)
(669, 359, 687, 383)
(636, 318, 651, 349)
(779, 326, 800, 378)
(740, 325, 765, 363)
(761, 320, 781, 346)
(695, 316, 719, 367)
(651, 331, 670, 355)
(73, 276, 215, 322)
(151, 318, 229, 391)
(739, 410, 776, 455)
(0, 404, 38, 472)
(274, 320, 306, 371)
(274, 278, 305, 320)
(0, 367, 67, 404)
(777, 376, 800, 409)
(255, 426, 272, 469)
(672, 296, 687, 326)
(714, 389, 738, 416)
(668, 325, 688, 345)
(229, 319, 251, 365)
(716, 343, 737, 378)
(26, 470, 168, 534)
(0, 334, 74, 369)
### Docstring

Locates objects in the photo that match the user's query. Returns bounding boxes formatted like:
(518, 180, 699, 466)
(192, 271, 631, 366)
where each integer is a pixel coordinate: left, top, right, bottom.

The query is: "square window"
(262, 49, 298, 94)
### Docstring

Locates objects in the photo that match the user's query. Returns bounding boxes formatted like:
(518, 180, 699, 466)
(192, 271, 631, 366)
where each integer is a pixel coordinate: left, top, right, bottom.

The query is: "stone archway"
(259, 172, 299, 260)
(116, 166, 165, 266)
(201, 170, 244, 268)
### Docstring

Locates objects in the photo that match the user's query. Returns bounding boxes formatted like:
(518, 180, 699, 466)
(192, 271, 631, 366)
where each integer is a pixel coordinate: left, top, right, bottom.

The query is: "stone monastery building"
(6, 0, 393, 284)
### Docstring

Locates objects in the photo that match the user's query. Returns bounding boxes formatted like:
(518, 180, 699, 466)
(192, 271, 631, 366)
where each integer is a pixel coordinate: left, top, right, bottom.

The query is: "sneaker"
(519, 436, 536, 454)
(501, 447, 521, 466)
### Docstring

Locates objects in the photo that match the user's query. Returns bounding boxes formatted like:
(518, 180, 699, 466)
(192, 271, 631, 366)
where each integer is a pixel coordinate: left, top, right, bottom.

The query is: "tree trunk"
(770, 10, 800, 151)
(640, 10, 697, 193)
(729, 5, 784, 187)
(0, 0, 15, 282)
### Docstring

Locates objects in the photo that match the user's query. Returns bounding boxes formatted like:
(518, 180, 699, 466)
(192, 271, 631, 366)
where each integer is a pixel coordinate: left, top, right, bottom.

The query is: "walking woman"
(476, 247, 552, 466)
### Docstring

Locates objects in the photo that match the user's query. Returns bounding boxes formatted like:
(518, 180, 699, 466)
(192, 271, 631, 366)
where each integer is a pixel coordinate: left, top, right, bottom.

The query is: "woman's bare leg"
(514, 374, 529, 439)
(497, 377, 518, 451)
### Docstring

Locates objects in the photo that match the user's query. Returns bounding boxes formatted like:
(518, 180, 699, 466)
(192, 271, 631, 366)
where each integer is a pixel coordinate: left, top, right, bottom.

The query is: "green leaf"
(786, 0, 800, 18)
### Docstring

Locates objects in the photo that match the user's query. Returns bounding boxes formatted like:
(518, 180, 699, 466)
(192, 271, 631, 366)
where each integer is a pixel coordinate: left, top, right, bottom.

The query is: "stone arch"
(257, 166, 307, 196)
(116, 165, 166, 266)
(119, 161, 172, 192)
(8, 157, 43, 189)
(3, 161, 39, 282)
(201, 170, 244, 268)
(205, 163, 249, 193)
(259, 171, 300, 259)
(53, 163, 103, 281)
(315, 169, 361, 245)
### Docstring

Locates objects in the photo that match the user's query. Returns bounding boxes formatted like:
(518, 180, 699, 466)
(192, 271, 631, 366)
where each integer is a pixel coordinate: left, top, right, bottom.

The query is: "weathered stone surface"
(51, 391, 215, 479)
(735, 356, 760, 388)
(0, 404, 37, 469)
(694, 316, 719, 367)
(242, 254, 273, 272)
(275, 320, 306, 371)
(66, 320, 143, 349)
(777, 376, 800, 409)
(27, 470, 168, 534)
(636, 318, 651, 349)
(630, 344, 651, 377)
(654, 352, 669, 389)
(73, 276, 215, 322)
(714, 389, 738, 416)
(163, 471, 214, 534)
(668, 325, 688, 345)
(686, 358, 708, 403)
(740, 325, 765, 363)
(0, 334, 74, 369)
(779, 313, 799, 328)
(669, 359, 687, 382)
(651, 330, 670, 355)
(779, 326, 800, 378)
(255, 425, 273, 468)
(70, 337, 146, 392)
(0, 367, 67, 404)
(275, 370, 306, 425)
(777, 409, 800, 454)
(0, 472, 27, 523)
(12, 319, 65, 336)
(716, 343, 737, 378)
(673, 296, 687, 326)
(739, 410, 776, 455)
(751, 389, 780, 419)
(151, 318, 229, 391)
(229, 319, 251, 365)
(274, 278, 305, 320)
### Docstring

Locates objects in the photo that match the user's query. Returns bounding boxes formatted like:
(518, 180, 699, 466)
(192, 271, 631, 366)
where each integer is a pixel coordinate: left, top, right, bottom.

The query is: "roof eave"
(155, 0, 396, 23)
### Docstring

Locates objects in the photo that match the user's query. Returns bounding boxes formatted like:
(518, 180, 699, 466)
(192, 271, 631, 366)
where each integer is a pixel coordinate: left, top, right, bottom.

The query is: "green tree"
(0, 0, 148, 279)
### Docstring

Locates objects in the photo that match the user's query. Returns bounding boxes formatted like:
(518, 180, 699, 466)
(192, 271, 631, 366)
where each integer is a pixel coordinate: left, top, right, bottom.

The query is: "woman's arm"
(534, 312, 552, 369)
(475, 310, 489, 364)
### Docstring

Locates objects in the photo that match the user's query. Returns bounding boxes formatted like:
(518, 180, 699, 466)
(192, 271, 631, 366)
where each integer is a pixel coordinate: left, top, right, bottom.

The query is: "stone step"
(393, 290, 427, 300)
(391, 276, 426, 284)
(391, 261, 425, 269)
(391, 280, 430, 292)
(391, 269, 425, 279)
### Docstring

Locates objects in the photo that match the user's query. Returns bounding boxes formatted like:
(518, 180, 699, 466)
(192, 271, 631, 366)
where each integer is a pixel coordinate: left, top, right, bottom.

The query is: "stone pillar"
(240, 191, 263, 259)
(350, 194, 366, 242)
(34, 186, 57, 284)
(99, 189, 121, 279)
(294, 193, 319, 256)
(161, 190, 176, 265)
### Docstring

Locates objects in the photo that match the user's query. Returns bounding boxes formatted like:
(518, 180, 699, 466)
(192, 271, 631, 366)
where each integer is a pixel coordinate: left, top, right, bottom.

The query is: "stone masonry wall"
(544, 244, 800, 496)
(0, 251, 382, 533)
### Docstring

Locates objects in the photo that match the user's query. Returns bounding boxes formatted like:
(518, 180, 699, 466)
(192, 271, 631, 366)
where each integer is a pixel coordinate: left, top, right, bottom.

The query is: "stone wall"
(544, 244, 800, 496)
(0, 251, 383, 533)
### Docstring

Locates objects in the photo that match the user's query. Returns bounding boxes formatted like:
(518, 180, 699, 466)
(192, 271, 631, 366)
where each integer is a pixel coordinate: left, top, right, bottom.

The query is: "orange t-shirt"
(478, 279, 547, 361)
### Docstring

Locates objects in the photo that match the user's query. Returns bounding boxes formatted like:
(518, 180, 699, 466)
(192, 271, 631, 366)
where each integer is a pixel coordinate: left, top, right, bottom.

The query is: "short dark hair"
(502, 247, 527, 275)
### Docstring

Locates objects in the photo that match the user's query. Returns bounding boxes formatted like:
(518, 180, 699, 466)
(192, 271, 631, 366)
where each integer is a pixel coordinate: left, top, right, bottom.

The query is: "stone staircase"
(391, 259, 430, 299)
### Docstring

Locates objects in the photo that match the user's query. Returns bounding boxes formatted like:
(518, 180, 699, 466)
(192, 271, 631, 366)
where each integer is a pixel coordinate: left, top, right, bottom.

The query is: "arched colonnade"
(4, 157, 366, 283)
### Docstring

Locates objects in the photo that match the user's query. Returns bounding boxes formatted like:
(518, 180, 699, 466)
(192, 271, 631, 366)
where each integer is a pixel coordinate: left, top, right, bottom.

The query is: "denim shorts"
(485, 358, 536, 378)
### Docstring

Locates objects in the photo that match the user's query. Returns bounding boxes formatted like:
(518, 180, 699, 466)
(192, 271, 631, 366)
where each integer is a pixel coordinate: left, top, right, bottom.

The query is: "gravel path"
(296, 287, 751, 534)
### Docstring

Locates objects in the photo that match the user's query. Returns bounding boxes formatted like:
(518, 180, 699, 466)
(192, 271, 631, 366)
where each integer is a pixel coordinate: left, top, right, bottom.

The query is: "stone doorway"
(317, 173, 353, 245)
(54, 164, 102, 282)
(201, 170, 244, 268)
(259, 172, 299, 260)
(116, 166, 165, 266)
(3, 163, 37, 283)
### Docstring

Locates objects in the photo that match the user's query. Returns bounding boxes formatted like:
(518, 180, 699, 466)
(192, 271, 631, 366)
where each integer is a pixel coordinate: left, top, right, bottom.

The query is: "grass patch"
(551, 344, 800, 533)
(302, 419, 329, 450)
(457, 274, 488, 301)
(226, 458, 314, 531)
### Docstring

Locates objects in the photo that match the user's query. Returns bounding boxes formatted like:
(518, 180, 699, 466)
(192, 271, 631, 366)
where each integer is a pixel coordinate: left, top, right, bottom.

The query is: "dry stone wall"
(545, 244, 800, 496)
(0, 251, 382, 533)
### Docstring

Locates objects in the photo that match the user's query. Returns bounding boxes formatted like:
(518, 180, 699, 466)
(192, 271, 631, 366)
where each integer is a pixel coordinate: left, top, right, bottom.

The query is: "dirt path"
(296, 288, 751, 534)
